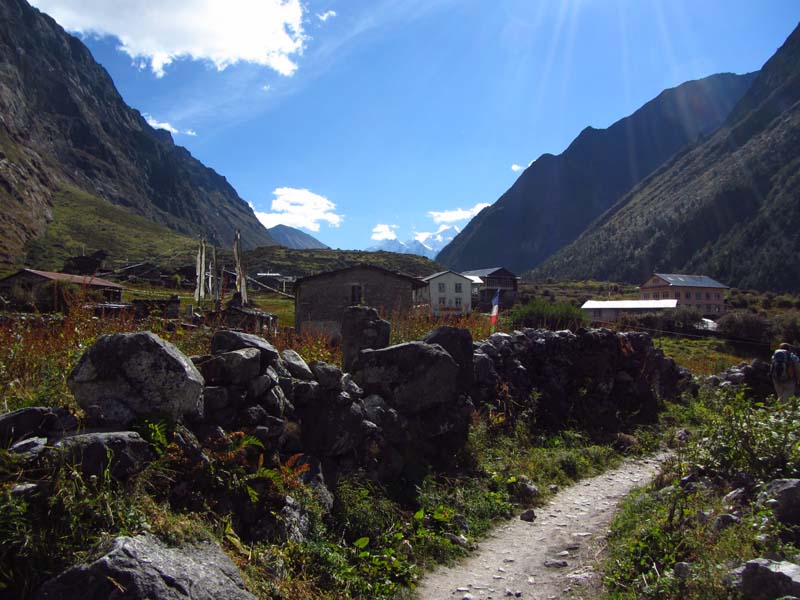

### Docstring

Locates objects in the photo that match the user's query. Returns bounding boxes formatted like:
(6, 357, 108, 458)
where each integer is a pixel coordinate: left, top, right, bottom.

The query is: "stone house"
(294, 264, 426, 335)
(639, 273, 728, 315)
(0, 268, 124, 303)
(417, 271, 473, 316)
(461, 267, 519, 308)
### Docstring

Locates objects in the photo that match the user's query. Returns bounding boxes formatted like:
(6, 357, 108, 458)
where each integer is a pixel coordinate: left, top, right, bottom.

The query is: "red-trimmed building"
(0, 269, 124, 302)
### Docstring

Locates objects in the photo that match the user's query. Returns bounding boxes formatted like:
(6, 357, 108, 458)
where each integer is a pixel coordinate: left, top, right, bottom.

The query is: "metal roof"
(421, 270, 472, 282)
(462, 267, 517, 278)
(294, 263, 427, 288)
(581, 299, 678, 309)
(464, 275, 483, 284)
(0, 269, 124, 289)
(651, 273, 728, 289)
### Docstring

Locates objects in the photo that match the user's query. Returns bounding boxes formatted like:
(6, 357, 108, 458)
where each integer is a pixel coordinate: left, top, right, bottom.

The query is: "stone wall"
(2, 315, 690, 597)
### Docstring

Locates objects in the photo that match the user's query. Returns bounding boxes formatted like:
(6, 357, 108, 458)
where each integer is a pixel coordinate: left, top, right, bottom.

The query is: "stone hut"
(294, 264, 426, 336)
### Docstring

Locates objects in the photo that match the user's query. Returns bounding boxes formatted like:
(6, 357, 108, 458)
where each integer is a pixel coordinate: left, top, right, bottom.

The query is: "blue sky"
(31, 0, 800, 250)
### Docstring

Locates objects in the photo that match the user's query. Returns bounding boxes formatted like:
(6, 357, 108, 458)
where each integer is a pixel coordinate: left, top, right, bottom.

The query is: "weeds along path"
(416, 452, 670, 600)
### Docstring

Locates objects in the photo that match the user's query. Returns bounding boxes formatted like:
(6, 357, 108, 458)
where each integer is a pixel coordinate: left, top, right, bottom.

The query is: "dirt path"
(416, 452, 669, 600)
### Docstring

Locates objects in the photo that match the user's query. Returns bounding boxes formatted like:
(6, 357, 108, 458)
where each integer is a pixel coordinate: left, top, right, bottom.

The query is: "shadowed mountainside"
(436, 72, 756, 273)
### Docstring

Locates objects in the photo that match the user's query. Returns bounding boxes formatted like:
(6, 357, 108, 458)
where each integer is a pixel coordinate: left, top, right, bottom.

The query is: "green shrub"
(716, 310, 772, 342)
(509, 297, 587, 330)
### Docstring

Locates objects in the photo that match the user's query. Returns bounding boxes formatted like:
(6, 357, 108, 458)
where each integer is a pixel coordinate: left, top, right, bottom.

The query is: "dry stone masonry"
(2, 313, 691, 599)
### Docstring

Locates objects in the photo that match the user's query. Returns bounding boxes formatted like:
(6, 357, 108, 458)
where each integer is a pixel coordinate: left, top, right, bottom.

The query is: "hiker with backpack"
(770, 342, 800, 401)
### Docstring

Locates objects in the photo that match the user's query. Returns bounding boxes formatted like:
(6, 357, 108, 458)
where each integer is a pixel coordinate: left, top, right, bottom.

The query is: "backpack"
(771, 349, 795, 382)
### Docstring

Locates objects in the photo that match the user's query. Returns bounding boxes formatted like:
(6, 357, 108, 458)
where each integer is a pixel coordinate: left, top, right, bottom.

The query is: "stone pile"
(705, 358, 774, 398)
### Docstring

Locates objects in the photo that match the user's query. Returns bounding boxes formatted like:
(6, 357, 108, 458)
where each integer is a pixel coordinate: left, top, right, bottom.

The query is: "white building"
(417, 271, 473, 316)
(581, 299, 678, 322)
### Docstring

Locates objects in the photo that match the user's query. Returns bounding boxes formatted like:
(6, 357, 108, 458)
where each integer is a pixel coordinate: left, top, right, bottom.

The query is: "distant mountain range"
(0, 0, 274, 272)
(368, 226, 459, 259)
(267, 225, 329, 250)
(533, 23, 800, 292)
(437, 72, 757, 274)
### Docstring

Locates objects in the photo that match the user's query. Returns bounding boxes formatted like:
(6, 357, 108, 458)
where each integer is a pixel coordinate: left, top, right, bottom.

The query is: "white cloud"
(143, 113, 197, 136)
(428, 203, 490, 224)
(261, 84, 272, 92)
(316, 10, 337, 22)
(370, 224, 398, 241)
(254, 187, 342, 232)
(31, 0, 306, 78)
(511, 163, 524, 172)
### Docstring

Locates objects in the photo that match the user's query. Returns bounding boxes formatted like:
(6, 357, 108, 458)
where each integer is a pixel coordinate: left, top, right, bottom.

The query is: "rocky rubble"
(704, 357, 774, 398)
(5, 316, 687, 598)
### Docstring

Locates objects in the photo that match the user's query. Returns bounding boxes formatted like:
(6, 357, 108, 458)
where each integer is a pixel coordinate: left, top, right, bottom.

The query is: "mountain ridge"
(0, 0, 275, 271)
(531, 23, 800, 292)
(436, 71, 757, 273)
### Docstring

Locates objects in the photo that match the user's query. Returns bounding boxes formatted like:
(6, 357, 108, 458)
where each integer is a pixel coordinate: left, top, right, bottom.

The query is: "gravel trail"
(415, 452, 670, 600)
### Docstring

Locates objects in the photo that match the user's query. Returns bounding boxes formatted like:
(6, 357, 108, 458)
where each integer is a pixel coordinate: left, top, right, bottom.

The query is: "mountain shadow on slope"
(531, 23, 800, 293)
(436, 72, 756, 273)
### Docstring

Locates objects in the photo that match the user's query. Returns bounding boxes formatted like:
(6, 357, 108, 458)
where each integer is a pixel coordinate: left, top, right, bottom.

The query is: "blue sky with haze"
(30, 0, 800, 249)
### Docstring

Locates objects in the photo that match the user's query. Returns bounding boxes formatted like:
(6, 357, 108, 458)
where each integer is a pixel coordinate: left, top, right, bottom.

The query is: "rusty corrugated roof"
(4, 269, 124, 289)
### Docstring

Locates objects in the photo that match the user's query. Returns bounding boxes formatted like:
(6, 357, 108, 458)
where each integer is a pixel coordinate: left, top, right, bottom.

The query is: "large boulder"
(210, 330, 279, 369)
(423, 326, 474, 392)
(352, 342, 460, 413)
(0, 406, 77, 445)
(761, 479, 800, 525)
(68, 332, 204, 427)
(737, 558, 800, 600)
(341, 306, 390, 373)
(34, 534, 256, 600)
(281, 349, 314, 380)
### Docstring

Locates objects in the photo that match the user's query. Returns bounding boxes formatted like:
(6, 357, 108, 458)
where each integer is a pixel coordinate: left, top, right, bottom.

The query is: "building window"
(695, 292, 701, 300)
(455, 282, 463, 293)
(643, 293, 649, 299)
(438, 296, 446, 306)
(706, 292, 711, 299)
(350, 285, 363, 304)
(685, 291, 691, 299)
(653, 292, 659, 299)
(438, 282, 446, 293)
(455, 297, 462, 308)
(715, 293, 721, 300)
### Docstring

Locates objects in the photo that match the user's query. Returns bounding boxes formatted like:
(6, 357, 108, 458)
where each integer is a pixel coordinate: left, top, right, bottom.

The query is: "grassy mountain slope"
(436, 73, 756, 273)
(0, 0, 274, 270)
(532, 24, 800, 293)
(22, 185, 198, 274)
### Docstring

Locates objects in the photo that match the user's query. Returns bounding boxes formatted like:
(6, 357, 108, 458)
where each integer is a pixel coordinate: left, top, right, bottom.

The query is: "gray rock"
(295, 454, 335, 512)
(738, 558, 800, 600)
(423, 326, 474, 391)
(442, 533, 469, 547)
(241, 405, 268, 426)
(68, 332, 204, 427)
(0, 406, 77, 445)
(10, 436, 47, 464)
(309, 361, 344, 391)
(281, 349, 314, 380)
(211, 330, 279, 369)
(292, 380, 320, 407)
(761, 479, 800, 525)
(544, 559, 568, 568)
(247, 374, 273, 401)
(341, 373, 363, 398)
(260, 386, 289, 417)
(216, 349, 261, 385)
(353, 342, 460, 414)
(34, 533, 256, 600)
(341, 306, 391, 373)
(301, 401, 367, 457)
(52, 432, 154, 480)
(10, 482, 39, 500)
(203, 386, 229, 413)
(713, 513, 740, 531)
(520, 509, 537, 522)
